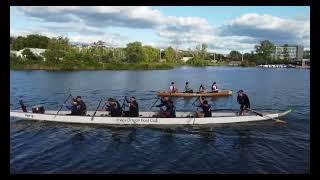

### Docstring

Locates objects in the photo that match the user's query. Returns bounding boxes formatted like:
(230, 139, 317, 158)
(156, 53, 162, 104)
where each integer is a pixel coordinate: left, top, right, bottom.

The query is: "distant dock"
(257, 64, 310, 69)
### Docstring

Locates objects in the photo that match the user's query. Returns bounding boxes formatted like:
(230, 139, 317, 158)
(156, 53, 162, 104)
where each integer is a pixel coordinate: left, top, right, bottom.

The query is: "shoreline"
(11, 62, 308, 71)
(10, 62, 236, 71)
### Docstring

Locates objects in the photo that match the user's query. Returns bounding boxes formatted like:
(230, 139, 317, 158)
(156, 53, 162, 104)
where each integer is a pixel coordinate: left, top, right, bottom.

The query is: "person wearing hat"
(169, 82, 178, 93)
(211, 82, 219, 93)
(184, 82, 193, 93)
(75, 96, 87, 116)
(196, 97, 212, 117)
(105, 98, 122, 117)
(124, 96, 139, 117)
(237, 90, 250, 116)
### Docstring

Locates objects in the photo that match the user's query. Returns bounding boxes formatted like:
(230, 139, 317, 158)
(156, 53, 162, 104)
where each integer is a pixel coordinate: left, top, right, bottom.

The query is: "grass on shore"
(10, 62, 177, 71)
(10, 60, 256, 71)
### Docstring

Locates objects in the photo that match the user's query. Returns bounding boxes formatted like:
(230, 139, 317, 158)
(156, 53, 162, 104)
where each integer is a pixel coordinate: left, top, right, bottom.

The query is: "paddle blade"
(274, 119, 287, 124)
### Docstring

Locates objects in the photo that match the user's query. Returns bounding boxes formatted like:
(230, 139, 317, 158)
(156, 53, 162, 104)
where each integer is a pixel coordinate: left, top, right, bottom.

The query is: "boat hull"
(157, 90, 232, 97)
(10, 109, 291, 125)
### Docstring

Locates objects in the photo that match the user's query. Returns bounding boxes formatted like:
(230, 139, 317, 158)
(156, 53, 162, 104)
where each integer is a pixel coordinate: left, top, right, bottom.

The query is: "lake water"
(10, 67, 310, 174)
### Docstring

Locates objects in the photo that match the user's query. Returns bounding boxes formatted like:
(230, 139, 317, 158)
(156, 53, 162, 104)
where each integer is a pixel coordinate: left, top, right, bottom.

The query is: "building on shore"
(181, 57, 193, 62)
(228, 61, 241, 66)
(273, 45, 304, 61)
(10, 48, 46, 61)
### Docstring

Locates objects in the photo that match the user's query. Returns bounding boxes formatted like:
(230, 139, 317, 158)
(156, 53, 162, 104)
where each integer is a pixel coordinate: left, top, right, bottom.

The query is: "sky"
(10, 6, 310, 54)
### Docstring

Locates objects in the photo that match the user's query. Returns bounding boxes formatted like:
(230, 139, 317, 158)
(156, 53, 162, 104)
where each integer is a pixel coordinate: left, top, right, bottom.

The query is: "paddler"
(169, 82, 178, 93)
(64, 97, 80, 115)
(156, 97, 175, 118)
(211, 82, 219, 93)
(75, 96, 87, 116)
(124, 96, 139, 117)
(196, 97, 212, 117)
(199, 84, 207, 93)
(156, 97, 176, 118)
(237, 90, 250, 116)
(105, 98, 122, 117)
(184, 82, 193, 93)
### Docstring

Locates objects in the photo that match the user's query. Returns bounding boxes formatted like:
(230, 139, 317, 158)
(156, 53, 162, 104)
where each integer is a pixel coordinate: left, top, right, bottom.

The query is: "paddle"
(91, 98, 103, 121)
(56, 94, 72, 115)
(100, 101, 107, 111)
(19, 100, 27, 112)
(121, 96, 127, 116)
(149, 97, 160, 110)
(191, 96, 200, 106)
(246, 108, 287, 123)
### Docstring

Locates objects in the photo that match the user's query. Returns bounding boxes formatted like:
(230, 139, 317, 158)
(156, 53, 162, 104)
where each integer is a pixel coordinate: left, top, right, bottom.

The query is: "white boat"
(10, 109, 292, 125)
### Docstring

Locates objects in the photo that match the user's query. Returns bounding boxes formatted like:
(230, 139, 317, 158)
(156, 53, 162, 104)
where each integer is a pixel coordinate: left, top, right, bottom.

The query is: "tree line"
(10, 34, 308, 69)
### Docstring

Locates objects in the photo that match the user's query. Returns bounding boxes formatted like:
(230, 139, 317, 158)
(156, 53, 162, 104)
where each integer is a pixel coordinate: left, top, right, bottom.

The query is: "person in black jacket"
(64, 98, 80, 115)
(105, 98, 122, 117)
(156, 97, 175, 118)
(237, 90, 250, 116)
(75, 96, 87, 116)
(197, 97, 212, 117)
(124, 96, 139, 117)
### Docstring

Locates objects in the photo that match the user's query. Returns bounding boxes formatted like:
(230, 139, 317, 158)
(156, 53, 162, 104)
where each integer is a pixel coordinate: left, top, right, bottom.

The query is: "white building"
(11, 48, 46, 61)
(181, 57, 193, 62)
(274, 45, 304, 60)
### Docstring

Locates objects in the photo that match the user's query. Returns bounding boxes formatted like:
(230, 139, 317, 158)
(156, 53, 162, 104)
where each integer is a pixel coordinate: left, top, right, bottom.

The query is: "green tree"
(163, 47, 176, 62)
(43, 36, 69, 65)
(10, 53, 23, 66)
(125, 42, 144, 63)
(11, 36, 26, 50)
(21, 48, 43, 63)
(254, 40, 275, 64)
(11, 34, 50, 50)
(143, 45, 160, 62)
(229, 50, 242, 61)
(63, 46, 82, 68)
(283, 44, 289, 60)
(186, 56, 208, 66)
(200, 43, 208, 59)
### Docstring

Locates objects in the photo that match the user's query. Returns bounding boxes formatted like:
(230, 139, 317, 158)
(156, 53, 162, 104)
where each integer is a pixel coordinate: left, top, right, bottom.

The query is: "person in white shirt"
(211, 82, 219, 93)
(199, 84, 207, 93)
(169, 82, 178, 93)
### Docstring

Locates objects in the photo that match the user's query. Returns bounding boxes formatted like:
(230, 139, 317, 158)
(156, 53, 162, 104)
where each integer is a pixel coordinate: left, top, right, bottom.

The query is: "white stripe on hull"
(10, 109, 291, 125)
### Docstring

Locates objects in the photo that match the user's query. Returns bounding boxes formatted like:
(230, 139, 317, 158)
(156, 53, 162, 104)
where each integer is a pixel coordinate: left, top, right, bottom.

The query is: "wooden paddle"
(246, 108, 287, 123)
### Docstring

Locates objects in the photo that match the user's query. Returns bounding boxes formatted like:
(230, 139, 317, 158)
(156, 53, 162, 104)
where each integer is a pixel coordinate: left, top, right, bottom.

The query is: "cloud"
(18, 6, 164, 29)
(219, 13, 310, 47)
(10, 27, 129, 47)
(69, 34, 130, 47)
(43, 23, 106, 35)
(12, 7, 310, 53)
